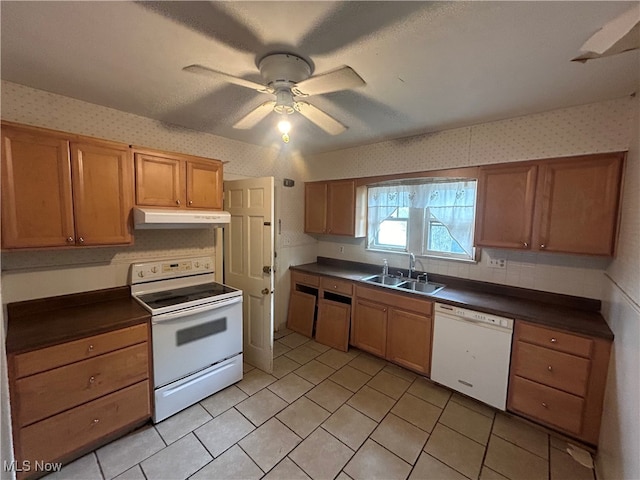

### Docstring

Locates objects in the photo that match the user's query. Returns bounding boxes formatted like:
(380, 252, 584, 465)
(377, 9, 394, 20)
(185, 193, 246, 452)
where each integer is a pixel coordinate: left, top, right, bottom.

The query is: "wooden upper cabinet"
(1, 125, 133, 249)
(134, 150, 223, 210)
(304, 179, 365, 236)
(187, 159, 223, 209)
(305, 182, 328, 234)
(475, 164, 538, 250)
(534, 154, 623, 256)
(327, 180, 357, 235)
(71, 142, 133, 246)
(135, 153, 184, 207)
(1, 127, 75, 248)
(475, 152, 625, 256)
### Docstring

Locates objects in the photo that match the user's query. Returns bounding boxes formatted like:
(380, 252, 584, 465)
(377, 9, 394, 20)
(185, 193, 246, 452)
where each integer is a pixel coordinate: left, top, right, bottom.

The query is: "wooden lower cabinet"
(352, 298, 388, 357)
(316, 299, 351, 351)
(286, 290, 316, 337)
(507, 321, 611, 445)
(9, 324, 152, 479)
(386, 308, 432, 375)
(352, 285, 433, 374)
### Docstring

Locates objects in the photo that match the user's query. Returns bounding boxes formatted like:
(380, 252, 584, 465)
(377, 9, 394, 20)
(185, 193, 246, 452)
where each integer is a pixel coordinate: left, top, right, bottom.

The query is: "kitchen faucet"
(408, 252, 415, 279)
(382, 259, 389, 276)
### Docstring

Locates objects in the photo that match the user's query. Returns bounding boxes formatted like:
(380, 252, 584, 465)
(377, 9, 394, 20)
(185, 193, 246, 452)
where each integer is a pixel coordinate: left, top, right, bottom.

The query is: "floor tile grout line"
(188, 430, 218, 479)
(93, 451, 107, 480)
(235, 442, 266, 477)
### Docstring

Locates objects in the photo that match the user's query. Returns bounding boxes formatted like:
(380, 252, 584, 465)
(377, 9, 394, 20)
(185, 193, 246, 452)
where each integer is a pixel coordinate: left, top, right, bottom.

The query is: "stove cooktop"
(136, 282, 240, 310)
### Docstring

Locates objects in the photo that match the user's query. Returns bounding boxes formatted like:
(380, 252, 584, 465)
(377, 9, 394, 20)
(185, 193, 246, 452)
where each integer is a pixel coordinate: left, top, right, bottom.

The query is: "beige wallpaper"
(306, 96, 635, 299)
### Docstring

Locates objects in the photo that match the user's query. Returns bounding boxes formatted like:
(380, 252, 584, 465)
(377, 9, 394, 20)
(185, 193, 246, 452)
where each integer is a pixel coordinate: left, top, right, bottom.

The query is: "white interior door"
(223, 177, 275, 373)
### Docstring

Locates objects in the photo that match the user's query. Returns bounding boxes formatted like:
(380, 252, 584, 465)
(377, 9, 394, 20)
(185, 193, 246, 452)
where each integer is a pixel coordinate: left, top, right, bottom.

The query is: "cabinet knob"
(547, 365, 553, 372)
(88, 344, 94, 352)
(541, 402, 548, 408)
(540, 244, 546, 249)
(92, 418, 100, 424)
(550, 338, 557, 343)
(89, 376, 95, 384)
(176, 199, 181, 205)
(523, 242, 528, 248)
(189, 200, 193, 205)
(78, 237, 85, 244)
(333, 285, 338, 289)
(383, 308, 387, 312)
(66, 236, 74, 243)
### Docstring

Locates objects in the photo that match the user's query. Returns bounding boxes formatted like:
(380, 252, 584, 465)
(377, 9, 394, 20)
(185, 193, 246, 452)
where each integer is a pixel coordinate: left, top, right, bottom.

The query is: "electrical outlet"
(488, 258, 507, 269)
(339, 246, 345, 254)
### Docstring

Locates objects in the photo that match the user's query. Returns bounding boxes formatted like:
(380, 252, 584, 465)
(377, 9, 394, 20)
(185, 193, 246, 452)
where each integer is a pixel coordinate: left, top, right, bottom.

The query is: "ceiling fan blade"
(293, 66, 365, 97)
(183, 65, 271, 93)
(233, 101, 276, 129)
(295, 102, 347, 135)
(136, 1, 263, 54)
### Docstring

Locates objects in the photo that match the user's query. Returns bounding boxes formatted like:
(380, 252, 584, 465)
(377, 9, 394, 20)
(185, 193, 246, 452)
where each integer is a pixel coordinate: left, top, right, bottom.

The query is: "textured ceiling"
(1, 1, 638, 154)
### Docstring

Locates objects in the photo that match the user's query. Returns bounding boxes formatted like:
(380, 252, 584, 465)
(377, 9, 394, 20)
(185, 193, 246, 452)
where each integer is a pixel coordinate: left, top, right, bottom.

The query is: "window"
(367, 179, 477, 261)
(374, 207, 409, 249)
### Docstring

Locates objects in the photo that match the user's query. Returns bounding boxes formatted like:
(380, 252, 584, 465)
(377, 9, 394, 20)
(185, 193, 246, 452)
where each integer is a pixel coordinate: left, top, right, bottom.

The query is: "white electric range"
(130, 256, 243, 423)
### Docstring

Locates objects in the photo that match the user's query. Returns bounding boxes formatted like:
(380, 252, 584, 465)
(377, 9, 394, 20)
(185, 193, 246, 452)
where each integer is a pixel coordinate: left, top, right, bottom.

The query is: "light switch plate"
(488, 258, 507, 269)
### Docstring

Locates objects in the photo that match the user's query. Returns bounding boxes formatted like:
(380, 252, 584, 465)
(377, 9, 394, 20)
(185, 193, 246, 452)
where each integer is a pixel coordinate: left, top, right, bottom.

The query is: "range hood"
(133, 207, 231, 229)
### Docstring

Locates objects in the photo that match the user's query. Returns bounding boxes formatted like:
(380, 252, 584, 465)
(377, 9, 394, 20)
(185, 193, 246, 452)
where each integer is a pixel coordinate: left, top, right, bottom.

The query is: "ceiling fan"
(183, 53, 366, 136)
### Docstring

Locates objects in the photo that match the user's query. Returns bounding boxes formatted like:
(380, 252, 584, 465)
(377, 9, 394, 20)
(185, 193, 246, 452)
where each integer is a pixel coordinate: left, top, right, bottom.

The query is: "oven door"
(152, 296, 242, 388)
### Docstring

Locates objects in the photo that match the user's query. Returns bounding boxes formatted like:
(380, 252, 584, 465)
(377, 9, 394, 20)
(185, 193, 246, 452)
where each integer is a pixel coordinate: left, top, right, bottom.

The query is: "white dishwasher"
(431, 303, 514, 410)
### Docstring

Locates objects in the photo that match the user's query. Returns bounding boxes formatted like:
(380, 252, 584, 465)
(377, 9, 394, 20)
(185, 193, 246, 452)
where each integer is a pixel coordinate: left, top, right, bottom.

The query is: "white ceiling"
(1, 1, 638, 154)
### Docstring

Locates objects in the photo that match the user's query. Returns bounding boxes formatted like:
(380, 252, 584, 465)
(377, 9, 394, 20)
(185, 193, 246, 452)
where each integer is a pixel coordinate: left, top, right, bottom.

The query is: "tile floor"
(45, 329, 597, 480)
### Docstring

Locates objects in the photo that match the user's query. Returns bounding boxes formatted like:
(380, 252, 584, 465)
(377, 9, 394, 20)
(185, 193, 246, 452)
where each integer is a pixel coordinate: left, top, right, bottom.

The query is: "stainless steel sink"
(361, 274, 406, 286)
(397, 280, 445, 295)
(361, 274, 445, 296)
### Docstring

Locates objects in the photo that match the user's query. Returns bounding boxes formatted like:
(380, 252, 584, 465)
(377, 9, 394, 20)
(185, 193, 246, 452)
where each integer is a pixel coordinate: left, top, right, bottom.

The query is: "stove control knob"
(138, 271, 144, 278)
(205, 263, 210, 269)
(195, 262, 200, 268)
(151, 267, 157, 273)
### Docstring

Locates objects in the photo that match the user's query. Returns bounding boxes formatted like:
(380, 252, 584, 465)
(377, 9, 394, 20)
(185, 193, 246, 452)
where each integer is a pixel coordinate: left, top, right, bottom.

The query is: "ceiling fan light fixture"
(278, 119, 291, 143)
(273, 89, 295, 115)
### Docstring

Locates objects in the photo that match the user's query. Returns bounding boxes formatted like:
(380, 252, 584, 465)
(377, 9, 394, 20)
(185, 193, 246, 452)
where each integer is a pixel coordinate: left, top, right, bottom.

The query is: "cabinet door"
(287, 290, 316, 337)
(316, 299, 350, 352)
(135, 153, 184, 207)
(71, 142, 133, 246)
(187, 159, 223, 209)
(475, 164, 537, 249)
(386, 308, 432, 375)
(534, 154, 623, 255)
(327, 180, 355, 235)
(352, 299, 387, 356)
(305, 182, 328, 234)
(1, 128, 75, 248)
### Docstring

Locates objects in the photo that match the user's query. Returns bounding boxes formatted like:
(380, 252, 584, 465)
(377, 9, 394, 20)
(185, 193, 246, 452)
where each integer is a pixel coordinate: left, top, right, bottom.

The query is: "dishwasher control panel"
(435, 303, 514, 329)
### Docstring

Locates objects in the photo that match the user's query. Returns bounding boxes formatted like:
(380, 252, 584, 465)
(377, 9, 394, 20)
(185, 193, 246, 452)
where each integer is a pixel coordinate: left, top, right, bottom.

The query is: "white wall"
(307, 97, 634, 299)
(596, 92, 640, 480)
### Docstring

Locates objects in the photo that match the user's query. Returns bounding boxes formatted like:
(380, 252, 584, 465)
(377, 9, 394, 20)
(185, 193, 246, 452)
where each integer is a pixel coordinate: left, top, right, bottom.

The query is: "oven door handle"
(152, 296, 243, 324)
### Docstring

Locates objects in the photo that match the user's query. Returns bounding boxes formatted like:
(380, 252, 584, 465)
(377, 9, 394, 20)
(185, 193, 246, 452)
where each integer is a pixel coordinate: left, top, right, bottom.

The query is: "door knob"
(261, 288, 270, 295)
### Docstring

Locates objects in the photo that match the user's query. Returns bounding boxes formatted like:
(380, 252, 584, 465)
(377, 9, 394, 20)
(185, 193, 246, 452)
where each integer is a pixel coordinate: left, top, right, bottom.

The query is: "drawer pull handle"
(92, 418, 100, 424)
(89, 376, 95, 384)
(542, 402, 548, 408)
(88, 344, 95, 352)
(547, 365, 553, 372)
(550, 338, 557, 343)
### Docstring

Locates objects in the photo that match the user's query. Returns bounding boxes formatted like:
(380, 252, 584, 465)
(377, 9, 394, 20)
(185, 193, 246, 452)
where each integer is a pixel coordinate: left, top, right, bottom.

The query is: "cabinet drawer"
(291, 271, 320, 288)
(321, 277, 353, 297)
(509, 376, 584, 435)
(513, 342, 590, 396)
(16, 343, 149, 427)
(19, 381, 151, 466)
(517, 322, 592, 358)
(14, 324, 148, 379)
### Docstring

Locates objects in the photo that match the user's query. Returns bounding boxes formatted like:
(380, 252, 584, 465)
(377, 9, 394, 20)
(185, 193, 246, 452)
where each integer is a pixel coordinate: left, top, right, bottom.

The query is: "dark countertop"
(6, 286, 151, 354)
(291, 258, 614, 340)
